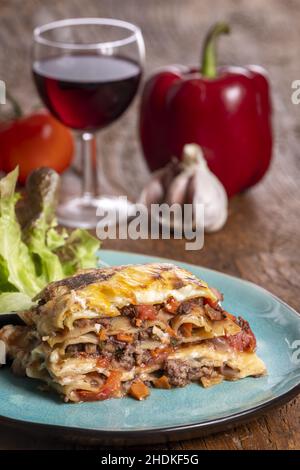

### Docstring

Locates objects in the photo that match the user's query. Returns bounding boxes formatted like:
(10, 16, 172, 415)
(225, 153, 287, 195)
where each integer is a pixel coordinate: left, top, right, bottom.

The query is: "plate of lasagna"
(0, 250, 299, 444)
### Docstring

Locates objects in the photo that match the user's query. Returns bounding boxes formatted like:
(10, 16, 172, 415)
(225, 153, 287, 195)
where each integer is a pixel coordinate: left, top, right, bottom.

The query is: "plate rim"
(0, 384, 299, 445)
(0, 248, 299, 444)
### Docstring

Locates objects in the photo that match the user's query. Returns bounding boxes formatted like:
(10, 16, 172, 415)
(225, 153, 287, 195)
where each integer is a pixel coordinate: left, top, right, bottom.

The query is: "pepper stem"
(201, 22, 230, 78)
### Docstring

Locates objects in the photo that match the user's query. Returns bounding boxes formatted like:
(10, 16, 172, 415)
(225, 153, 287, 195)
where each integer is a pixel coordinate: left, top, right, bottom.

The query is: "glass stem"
(81, 132, 98, 200)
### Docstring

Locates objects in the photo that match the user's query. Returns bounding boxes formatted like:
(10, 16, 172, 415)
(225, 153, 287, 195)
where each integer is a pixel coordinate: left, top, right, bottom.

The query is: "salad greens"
(0, 167, 100, 313)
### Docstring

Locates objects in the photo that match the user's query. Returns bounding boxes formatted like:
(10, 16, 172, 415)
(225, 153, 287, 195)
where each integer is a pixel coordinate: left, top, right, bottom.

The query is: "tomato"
(0, 111, 74, 184)
(225, 318, 256, 353)
(77, 371, 122, 402)
(181, 322, 193, 337)
(96, 357, 110, 368)
(135, 304, 157, 321)
(164, 296, 180, 314)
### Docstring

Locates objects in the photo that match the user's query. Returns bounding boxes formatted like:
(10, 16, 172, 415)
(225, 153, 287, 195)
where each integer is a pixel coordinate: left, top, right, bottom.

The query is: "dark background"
(0, 0, 299, 450)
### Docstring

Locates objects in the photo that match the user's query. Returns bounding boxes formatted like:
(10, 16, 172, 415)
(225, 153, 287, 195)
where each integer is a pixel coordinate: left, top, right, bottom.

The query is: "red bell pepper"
(139, 22, 273, 197)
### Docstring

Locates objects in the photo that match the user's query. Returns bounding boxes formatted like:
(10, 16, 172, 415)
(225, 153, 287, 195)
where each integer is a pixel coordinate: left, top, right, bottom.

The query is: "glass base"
(57, 195, 136, 229)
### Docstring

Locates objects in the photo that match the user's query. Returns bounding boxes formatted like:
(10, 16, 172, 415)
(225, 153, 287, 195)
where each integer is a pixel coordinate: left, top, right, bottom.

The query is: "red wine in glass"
(33, 54, 142, 131)
(32, 18, 145, 229)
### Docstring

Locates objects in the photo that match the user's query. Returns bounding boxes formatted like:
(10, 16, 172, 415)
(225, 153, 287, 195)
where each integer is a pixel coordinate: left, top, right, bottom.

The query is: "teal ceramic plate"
(0, 250, 299, 445)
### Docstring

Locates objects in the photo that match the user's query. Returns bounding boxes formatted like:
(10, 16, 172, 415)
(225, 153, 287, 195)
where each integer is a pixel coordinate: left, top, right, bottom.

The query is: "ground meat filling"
(164, 359, 190, 387)
(176, 297, 204, 315)
(73, 318, 110, 328)
(65, 337, 154, 369)
(120, 305, 137, 318)
(112, 343, 136, 370)
(204, 303, 225, 321)
(99, 339, 137, 369)
(66, 343, 101, 356)
(164, 359, 219, 387)
(137, 327, 153, 340)
(225, 316, 256, 352)
(120, 296, 223, 322)
(134, 349, 152, 366)
(65, 296, 229, 375)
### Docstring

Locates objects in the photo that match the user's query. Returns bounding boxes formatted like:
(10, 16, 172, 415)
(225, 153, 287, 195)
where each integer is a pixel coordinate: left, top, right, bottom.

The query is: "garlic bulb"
(139, 144, 228, 232)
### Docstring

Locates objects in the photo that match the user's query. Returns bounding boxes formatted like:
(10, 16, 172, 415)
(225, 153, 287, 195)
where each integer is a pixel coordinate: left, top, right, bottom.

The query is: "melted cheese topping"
(34, 263, 218, 335)
(77, 264, 215, 315)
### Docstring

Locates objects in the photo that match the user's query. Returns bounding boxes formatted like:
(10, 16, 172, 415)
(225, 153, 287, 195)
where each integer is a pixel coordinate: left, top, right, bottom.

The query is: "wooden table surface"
(0, 0, 299, 450)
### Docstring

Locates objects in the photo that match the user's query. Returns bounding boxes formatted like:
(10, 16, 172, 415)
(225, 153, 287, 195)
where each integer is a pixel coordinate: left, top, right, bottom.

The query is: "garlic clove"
(165, 171, 192, 206)
(161, 158, 181, 189)
(139, 175, 165, 206)
(185, 172, 196, 205)
(139, 158, 180, 207)
(187, 144, 228, 232)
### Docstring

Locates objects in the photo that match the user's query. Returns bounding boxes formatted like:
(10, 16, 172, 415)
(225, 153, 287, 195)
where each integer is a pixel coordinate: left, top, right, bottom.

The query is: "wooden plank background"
(0, 0, 299, 450)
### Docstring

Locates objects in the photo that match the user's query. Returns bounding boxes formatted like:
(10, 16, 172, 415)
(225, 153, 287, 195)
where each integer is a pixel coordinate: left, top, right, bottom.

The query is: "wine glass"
(32, 18, 145, 228)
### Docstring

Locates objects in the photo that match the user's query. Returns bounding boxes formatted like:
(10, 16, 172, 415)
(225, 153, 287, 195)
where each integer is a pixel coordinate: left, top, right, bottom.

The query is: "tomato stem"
(5, 91, 23, 119)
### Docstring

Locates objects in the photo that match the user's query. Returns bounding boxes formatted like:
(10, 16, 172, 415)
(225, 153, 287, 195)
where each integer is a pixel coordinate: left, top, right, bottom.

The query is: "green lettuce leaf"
(0, 168, 44, 297)
(46, 226, 68, 251)
(22, 169, 100, 282)
(0, 292, 35, 313)
(56, 229, 100, 277)
(0, 167, 101, 314)
(21, 168, 65, 284)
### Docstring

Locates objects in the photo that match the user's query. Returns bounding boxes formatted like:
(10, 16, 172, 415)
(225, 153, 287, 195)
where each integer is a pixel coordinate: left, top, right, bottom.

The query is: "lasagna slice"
(0, 263, 266, 402)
